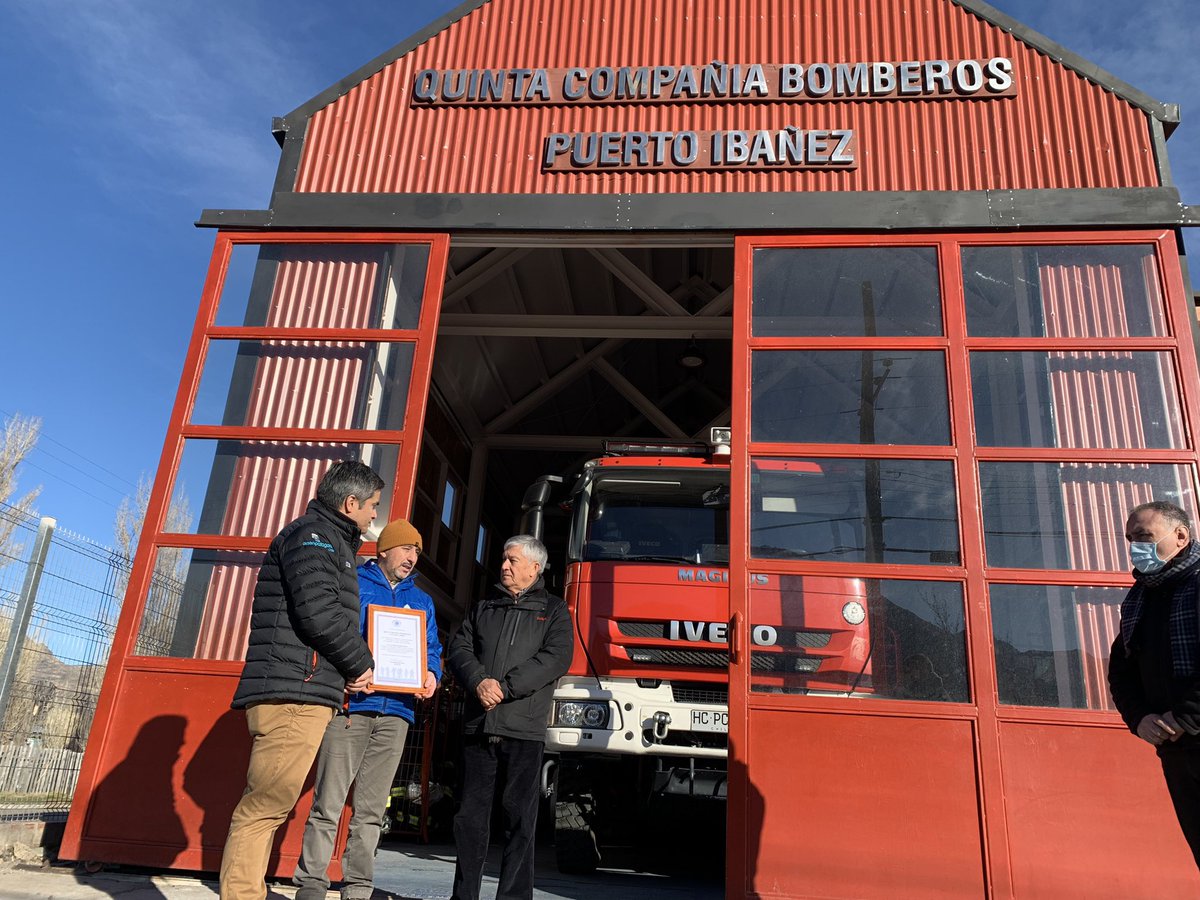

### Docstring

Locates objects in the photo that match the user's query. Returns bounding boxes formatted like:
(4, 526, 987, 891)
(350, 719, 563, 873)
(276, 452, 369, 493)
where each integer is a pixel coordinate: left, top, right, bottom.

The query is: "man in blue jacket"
(293, 518, 443, 900)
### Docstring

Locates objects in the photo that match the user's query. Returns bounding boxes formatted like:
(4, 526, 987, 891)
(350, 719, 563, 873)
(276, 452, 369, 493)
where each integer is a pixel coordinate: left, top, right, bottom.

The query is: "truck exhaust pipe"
(518, 475, 563, 541)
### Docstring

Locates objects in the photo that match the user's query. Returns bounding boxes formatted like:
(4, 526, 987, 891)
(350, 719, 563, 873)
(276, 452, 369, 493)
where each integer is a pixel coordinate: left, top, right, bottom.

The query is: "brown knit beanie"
(376, 518, 423, 553)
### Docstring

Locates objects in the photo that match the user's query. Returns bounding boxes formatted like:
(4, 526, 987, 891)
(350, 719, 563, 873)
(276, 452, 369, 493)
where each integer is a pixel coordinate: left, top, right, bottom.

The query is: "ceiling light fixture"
(677, 337, 706, 369)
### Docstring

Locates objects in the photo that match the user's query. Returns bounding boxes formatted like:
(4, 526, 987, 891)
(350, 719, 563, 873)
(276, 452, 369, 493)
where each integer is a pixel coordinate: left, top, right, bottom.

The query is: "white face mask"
(1130, 540, 1168, 574)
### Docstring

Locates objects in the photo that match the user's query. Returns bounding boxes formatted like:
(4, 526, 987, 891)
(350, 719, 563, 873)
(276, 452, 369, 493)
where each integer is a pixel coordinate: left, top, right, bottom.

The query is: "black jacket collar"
(488, 576, 549, 609)
(306, 498, 364, 552)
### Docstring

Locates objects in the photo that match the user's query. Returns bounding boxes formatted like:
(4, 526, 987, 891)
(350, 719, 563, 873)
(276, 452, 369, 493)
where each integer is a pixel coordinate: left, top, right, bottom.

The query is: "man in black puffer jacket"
(447, 535, 573, 900)
(219, 460, 384, 900)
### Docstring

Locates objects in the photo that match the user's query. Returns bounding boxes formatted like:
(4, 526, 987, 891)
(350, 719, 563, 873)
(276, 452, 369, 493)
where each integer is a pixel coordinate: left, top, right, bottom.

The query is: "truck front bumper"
(545, 677, 727, 759)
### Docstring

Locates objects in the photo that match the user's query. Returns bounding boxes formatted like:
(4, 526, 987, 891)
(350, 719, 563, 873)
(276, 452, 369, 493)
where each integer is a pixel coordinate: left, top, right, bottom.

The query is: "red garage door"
(61, 232, 448, 874)
(726, 231, 1200, 898)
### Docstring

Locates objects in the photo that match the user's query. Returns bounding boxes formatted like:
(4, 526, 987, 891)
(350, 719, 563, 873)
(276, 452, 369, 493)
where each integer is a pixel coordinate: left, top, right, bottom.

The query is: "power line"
(0, 408, 140, 492)
(19, 459, 127, 510)
(26, 445, 129, 500)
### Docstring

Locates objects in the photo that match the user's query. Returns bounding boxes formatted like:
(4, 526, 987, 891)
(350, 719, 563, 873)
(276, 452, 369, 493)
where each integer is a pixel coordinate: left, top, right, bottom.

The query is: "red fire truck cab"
(522, 431, 870, 872)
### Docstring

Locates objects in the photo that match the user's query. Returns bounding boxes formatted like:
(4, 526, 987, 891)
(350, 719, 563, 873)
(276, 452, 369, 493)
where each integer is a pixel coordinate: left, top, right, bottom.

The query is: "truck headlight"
(554, 700, 610, 728)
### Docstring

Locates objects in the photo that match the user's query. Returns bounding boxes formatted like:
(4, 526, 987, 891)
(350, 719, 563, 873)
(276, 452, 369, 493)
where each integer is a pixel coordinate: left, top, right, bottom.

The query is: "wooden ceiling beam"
(483, 338, 623, 434)
(441, 247, 532, 309)
(588, 248, 692, 317)
(593, 358, 690, 441)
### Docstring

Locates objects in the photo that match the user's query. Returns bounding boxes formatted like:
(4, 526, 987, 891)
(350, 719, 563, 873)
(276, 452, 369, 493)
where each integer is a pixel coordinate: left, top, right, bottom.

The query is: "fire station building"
(61, 0, 1200, 896)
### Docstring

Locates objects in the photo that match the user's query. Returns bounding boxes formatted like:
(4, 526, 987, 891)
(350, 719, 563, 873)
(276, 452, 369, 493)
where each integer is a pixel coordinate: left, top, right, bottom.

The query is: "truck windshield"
(581, 470, 729, 565)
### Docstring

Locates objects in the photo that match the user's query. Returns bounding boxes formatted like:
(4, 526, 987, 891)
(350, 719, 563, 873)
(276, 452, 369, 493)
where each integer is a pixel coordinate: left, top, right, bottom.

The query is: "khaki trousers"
(219, 701, 335, 900)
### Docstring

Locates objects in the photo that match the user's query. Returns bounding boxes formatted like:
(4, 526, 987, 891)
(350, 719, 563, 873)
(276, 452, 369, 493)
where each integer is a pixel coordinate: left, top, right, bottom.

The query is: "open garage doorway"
(408, 238, 734, 876)
(415, 240, 734, 619)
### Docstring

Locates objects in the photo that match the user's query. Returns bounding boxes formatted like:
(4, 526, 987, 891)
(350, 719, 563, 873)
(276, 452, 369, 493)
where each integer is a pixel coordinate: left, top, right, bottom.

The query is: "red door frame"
(727, 229, 1200, 898)
(61, 231, 449, 872)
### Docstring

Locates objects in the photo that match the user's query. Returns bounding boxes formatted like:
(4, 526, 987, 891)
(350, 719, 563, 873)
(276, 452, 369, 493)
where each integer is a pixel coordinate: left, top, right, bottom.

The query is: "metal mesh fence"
(0, 501, 128, 822)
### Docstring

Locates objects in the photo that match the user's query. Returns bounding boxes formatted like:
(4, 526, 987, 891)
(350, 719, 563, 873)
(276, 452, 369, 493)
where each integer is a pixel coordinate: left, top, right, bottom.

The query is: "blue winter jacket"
(346, 559, 443, 723)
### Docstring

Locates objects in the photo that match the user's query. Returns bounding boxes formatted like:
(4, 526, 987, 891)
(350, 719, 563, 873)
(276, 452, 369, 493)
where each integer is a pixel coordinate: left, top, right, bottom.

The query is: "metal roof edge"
(195, 209, 275, 229)
(951, 0, 1180, 127)
(197, 187, 1190, 232)
(275, 0, 493, 131)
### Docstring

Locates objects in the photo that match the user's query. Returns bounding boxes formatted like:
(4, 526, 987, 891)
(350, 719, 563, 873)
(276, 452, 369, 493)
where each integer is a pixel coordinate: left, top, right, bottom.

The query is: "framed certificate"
(365, 604, 427, 693)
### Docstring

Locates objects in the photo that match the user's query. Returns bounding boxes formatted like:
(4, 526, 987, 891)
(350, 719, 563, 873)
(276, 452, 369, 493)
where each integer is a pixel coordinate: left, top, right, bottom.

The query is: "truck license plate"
(690, 709, 729, 732)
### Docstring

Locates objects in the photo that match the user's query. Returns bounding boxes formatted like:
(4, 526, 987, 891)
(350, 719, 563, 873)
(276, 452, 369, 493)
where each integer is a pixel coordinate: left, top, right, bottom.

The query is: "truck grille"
(628, 648, 726, 668)
(626, 647, 820, 674)
(752, 652, 822, 673)
(793, 631, 832, 648)
(617, 621, 663, 638)
(672, 683, 729, 705)
(643, 729, 728, 750)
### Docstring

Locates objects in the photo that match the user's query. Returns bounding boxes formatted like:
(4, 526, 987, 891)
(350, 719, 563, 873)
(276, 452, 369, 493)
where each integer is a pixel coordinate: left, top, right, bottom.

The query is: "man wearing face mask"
(1109, 500, 1200, 869)
(221, 460, 381, 900)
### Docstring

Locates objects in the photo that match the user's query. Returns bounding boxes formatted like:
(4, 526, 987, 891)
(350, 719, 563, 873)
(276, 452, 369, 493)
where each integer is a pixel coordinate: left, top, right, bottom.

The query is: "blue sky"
(1, 0, 1198, 545)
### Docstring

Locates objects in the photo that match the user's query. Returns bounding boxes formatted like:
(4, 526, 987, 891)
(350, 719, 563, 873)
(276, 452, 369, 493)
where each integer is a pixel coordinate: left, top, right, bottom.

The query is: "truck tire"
(554, 799, 601, 874)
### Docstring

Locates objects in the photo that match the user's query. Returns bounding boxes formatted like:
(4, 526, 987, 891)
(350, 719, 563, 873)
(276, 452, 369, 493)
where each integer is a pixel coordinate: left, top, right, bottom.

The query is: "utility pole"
(859, 282, 888, 563)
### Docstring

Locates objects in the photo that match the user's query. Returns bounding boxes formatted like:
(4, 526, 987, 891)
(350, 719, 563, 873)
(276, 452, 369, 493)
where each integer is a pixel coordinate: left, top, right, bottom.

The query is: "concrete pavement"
(0, 838, 723, 900)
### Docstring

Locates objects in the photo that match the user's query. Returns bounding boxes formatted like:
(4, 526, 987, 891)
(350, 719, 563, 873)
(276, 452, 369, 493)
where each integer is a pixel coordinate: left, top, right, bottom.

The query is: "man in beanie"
(293, 518, 442, 900)
(1109, 500, 1200, 871)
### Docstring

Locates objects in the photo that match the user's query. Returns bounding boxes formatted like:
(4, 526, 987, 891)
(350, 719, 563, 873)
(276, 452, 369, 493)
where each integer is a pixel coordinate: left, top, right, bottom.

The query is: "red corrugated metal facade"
(295, 0, 1158, 196)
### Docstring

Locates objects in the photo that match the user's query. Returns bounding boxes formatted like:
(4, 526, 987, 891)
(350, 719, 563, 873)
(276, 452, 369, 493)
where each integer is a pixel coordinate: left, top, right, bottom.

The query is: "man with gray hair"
(1109, 499, 1200, 870)
(447, 535, 573, 900)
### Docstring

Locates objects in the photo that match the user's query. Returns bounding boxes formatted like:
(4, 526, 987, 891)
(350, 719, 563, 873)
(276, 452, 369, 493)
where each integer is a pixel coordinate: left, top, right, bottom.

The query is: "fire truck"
(520, 430, 870, 873)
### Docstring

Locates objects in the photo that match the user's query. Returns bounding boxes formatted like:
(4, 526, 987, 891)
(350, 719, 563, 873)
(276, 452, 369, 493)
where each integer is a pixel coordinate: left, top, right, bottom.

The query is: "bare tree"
(114, 475, 193, 569)
(114, 475, 150, 567)
(0, 413, 42, 569)
(111, 475, 193, 654)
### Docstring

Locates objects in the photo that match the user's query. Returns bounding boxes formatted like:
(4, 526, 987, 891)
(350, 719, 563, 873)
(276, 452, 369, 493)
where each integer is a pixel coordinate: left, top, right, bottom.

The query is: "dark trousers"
(1161, 749, 1200, 870)
(452, 736, 545, 900)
